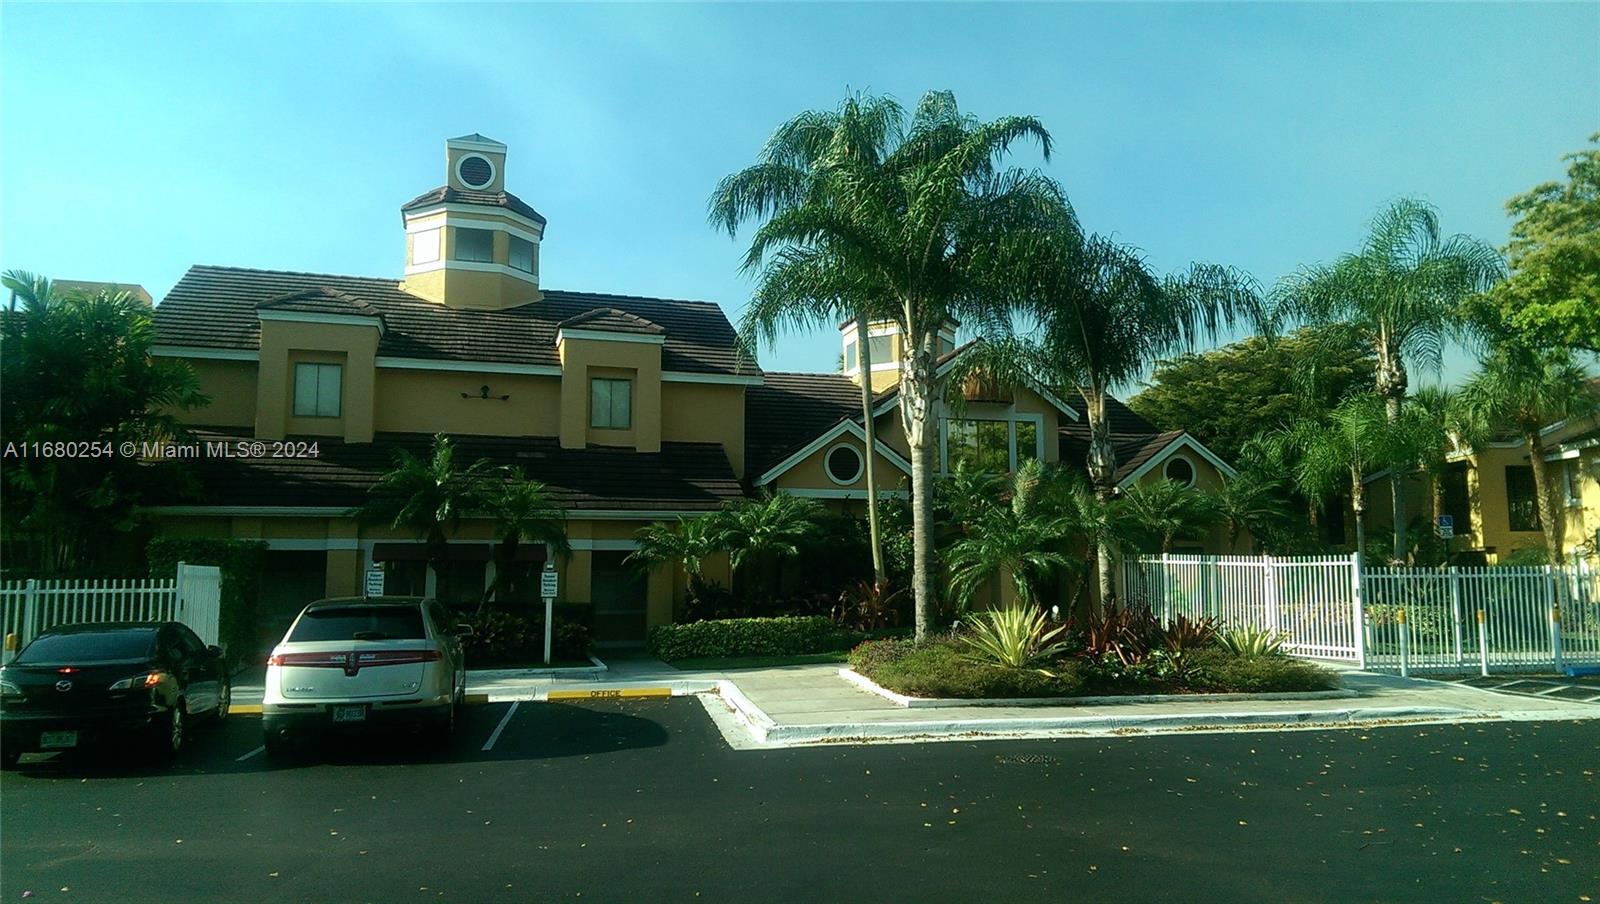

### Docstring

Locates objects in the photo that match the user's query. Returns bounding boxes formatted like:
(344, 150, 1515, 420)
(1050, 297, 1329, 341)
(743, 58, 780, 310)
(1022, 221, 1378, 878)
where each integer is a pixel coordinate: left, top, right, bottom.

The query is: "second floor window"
(591, 378, 632, 430)
(1505, 465, 1541, 532)
(943, 416, 1040, 474)
(509, 235, 535, 273)
(293, 362, 342, 418)
(455, 228, 494, 263)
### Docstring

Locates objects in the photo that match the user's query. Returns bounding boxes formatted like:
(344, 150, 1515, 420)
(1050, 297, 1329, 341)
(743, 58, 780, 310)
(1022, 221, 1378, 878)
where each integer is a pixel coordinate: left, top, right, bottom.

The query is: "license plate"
(332, 705, 367, 723)
(39, 730, 78, 749)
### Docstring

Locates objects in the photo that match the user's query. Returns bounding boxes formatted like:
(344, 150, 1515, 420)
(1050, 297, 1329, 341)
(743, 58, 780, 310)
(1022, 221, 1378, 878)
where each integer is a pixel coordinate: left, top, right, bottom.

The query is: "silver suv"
(262, 597, 468, 756)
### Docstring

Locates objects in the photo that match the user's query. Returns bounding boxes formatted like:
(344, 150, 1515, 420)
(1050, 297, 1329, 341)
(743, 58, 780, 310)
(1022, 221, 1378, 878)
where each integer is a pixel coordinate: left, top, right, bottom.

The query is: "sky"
(2, 3, 1596, 390)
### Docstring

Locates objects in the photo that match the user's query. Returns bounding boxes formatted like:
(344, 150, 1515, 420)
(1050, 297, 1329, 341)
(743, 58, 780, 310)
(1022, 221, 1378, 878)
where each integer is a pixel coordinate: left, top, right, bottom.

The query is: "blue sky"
(3, 3, 1595, 387)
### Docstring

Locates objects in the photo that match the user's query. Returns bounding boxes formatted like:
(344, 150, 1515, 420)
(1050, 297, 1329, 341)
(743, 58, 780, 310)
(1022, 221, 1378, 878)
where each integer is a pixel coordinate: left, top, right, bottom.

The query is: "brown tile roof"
(1058, 428, 1186, 484)
(557, 307, 665, 336)
(258, 287, 383, 320)
(149, 428, 744, 512)
(153, 266, 755, 377)
(400, 186, 548, 226)
(744, 372, 869, 479)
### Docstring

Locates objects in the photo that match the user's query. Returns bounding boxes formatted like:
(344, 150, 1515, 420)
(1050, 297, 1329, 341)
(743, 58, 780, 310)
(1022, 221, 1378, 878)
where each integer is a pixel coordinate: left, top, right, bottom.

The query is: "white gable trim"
(756, 419, 912, 486)
(866, 348, 1081, 422)
(258, 309, 385, 333)
(150, 345, 259, 361)
(1116, 433, 1238, 488)
(778, 488, 910, 500)
(555, 327, 666, 346)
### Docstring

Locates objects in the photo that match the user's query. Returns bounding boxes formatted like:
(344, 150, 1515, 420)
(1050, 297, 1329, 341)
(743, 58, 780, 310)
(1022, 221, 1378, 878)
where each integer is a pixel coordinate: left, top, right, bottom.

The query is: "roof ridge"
(189, 264, 402, 284)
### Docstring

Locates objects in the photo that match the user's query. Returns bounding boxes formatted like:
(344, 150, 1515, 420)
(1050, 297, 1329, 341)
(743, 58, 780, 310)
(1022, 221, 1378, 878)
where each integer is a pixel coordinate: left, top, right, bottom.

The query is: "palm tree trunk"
(1082, 385, 1117, 614)
(1378, 350, 1409, 562)
(855, 313, 887, 586)
(899, 321, 938, 642)
(1525, 429, 1564, 563)
(1350, 468, 1367, 558)
(428, 527, 451, 606)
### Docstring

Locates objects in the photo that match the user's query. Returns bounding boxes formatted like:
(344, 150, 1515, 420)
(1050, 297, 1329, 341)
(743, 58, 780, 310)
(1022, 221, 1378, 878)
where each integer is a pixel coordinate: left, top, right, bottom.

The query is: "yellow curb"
(463, 694, 490, 705)
(546, 687, 672, 701)
(228, 704, 263, 714)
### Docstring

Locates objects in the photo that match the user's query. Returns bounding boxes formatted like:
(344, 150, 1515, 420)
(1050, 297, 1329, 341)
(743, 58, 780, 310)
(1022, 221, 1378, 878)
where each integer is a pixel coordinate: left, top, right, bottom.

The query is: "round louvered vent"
(457, 154, 494, 189)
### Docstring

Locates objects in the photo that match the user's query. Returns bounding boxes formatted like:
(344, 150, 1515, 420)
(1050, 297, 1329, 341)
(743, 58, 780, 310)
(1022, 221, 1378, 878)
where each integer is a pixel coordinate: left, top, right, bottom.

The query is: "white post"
(1545, 565, 1564, 674)
(21, 578, 39, 648)
(541, 559, 557, 667)
(1263, 553, 1280, 636)
(1476, 608, 1489, 677)
(174, 561, 188, 621)
(1350, 551, 1367, 670)
(1159, 552, 1170, 625)
(1398, 607, 1410, 678)
(1449, 566, 1464, 667)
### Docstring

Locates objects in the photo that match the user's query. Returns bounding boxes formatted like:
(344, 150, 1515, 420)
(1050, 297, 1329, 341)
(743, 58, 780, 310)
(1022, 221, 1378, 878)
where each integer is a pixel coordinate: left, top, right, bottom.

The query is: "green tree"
(1208, 471, 1292, 554)
(1128, 325, 1375, 463)
(944, 460, 1080, 608)
(1404, 385, 1466, 533)
(484, 471, 570, 611)
(1455, 344, 1594, 562)
(719, 90, 1063, 640)
(1279, 198, 1504, 560)
(1120, 478, 1222, 555)
(0, 271, 208, 574)
(1465, 133, 1600, 353)
(351, 434, 500, 605)
(717, 491, 824, 595)
(628, 516, 725, 595)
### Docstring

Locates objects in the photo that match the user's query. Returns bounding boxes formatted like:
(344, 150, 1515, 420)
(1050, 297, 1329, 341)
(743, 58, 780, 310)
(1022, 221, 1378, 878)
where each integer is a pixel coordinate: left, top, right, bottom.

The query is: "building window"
(1562, 458, 1583, 507)
(1016, 420, 1038, 464)
(412, 228, 440, 265)
(938, 336, 956, 357)
(1164, 456, 1195, 487)
(590, 378, 632, 429)
(1505, 465, 1541, 532)
(843, 340, 857, 372)
(509, 235, 535, 273)
(943, 416, 1045, 474)
(292, 363, 342, 418)
(1442, 462, 1472, 533)
(868, 334, 892, 364)
(825, 443, 864, 485)
(455, 228, 494, 263)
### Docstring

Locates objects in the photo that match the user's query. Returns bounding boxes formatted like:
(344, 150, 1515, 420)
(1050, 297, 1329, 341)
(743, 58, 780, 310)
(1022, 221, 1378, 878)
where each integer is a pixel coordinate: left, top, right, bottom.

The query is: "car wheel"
(1, 747, 21, 770)
(154, 704, 184, 759)
(210, 680, 231, 725)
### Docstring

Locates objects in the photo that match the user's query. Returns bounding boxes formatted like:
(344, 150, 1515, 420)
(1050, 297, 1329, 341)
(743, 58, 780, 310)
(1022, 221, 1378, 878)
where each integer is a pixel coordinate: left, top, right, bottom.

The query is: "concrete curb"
(469, 656, 609, 683)
(475, 679, 719, 704)
(837, 668, 1357, 709)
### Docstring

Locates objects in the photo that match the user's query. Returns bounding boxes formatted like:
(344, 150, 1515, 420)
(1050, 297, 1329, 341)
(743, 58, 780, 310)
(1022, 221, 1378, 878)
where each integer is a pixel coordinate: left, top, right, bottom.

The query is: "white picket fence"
(1122, 553, 1600, 675)
(0, 563, 223, 662)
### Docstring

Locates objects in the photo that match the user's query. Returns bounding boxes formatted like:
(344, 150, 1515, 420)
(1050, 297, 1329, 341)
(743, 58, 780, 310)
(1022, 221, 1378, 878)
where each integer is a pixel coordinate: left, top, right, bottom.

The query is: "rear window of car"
(16, 630, 156, 664)
(288, 606, 426, 642)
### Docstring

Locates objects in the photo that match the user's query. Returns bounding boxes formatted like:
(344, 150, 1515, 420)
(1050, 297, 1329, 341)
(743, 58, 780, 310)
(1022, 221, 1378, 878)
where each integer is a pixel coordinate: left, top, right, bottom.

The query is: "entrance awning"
(372, 543, 547, 563)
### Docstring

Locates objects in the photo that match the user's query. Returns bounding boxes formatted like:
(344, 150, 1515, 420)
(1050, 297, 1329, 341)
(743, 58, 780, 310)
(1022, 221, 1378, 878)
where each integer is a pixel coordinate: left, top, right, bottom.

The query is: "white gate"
(1, 561, 223, 660)
(175, 563, 222, 646)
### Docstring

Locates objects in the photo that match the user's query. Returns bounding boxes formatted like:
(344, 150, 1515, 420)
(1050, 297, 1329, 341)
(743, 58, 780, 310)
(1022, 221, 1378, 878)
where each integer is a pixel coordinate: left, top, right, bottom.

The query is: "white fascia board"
(1543, 448, 1582, 462)
(405, 215, 543, 245)
(403, 259, 542, 286)
(779, 488, 910, 500)
(375, 356, 561, 376)
(1116, 433, 1238, 488)
(150, 345, 259, 361)
(756, 419, 913, 486)
(555, 328, 666, 346)
(258, 310, 385, 334)
(568, 510, 725, 520)
(141, 506, 352, 517)
(661, 371, 764, 386)
(447, 136, 508, 153)
(866, 347, 1081, 422)
(403, 203, 544, 236)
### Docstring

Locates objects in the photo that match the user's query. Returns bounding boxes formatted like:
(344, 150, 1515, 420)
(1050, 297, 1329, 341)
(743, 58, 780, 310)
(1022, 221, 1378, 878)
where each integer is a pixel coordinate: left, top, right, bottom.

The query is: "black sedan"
(0, 621, 231, 768)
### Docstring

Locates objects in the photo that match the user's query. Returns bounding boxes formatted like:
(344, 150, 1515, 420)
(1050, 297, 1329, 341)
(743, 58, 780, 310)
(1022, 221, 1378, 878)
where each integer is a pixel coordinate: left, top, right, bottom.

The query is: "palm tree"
(627, 515, 727, 602)
(972, 231, 1266, 608)
(1455, 343, 1594, 562)
(484, 471, 570, 612)
(351, 434, 500, 605)
(717, 491, 823, 596)
(1120, 479, 1222, 555)
(1405, 386, 1464, 533)
(718, 90, 1064, 640)
(945, 460, 1080, 609)
(1208, 471, 1290, 553)
(709, 93, 903, 590)
(1274, 394, 1418, 558)
(1279, 198, 1505, 559)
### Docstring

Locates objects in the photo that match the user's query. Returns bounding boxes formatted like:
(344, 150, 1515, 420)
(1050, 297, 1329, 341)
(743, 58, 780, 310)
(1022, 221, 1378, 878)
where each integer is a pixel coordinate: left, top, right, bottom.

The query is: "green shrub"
(146, 537, 268, 672)
(649, 616, 860, 661)
(849, 638, 1083, 699)
(1215, 626, 1286, 658)
(456, 608, 592, 666)
(959, 607, 1070, 669)
(1187, 648, 1339, 693)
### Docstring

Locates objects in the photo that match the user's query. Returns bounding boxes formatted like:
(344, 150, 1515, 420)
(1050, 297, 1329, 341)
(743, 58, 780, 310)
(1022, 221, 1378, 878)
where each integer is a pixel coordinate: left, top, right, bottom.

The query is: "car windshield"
(289, 606, 425, 642)
(15, 629, 157, 664)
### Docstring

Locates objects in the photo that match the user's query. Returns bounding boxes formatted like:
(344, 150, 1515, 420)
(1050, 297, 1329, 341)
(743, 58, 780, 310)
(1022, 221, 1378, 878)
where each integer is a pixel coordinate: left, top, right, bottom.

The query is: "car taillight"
(356, 650, 442, 666)
(268, 652, 347, 668)
(268, 650, 441, 667)
(108, 671, 165, 691)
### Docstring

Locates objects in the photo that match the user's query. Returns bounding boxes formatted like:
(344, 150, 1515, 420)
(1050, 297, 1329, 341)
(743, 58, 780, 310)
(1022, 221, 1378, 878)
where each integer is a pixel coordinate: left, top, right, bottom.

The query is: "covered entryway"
(256, 551, 328, 656)
(591, 551, 647, 646)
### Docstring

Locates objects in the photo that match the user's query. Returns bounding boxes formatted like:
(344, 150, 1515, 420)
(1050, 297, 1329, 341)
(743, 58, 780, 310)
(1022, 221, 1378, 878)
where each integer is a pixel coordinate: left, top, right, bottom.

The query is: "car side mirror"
(207, 644, 225, 658)
(454, 624, 475, 637)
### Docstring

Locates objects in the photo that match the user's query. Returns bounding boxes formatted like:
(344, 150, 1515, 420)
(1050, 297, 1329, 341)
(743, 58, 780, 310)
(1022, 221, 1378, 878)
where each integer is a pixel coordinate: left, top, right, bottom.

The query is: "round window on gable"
(1164, 456, 1195, 487)
(456, 154, 495, 190)
(825, 443, 865, 486)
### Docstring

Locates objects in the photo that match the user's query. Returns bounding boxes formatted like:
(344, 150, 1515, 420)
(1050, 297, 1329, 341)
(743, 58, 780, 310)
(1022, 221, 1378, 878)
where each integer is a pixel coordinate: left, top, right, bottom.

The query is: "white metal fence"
(1122, 553, 1600, 675)
(1, 563, 223, 662)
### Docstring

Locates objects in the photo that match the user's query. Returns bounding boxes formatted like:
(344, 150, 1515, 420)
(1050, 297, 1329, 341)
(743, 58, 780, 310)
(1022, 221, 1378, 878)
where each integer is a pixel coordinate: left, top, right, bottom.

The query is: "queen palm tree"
(1279, 198, 1504, 560)
(971, 232, 1266, 608)
(1455, 343, 1594, 562)
(1208, 471, 1290, 553)
(351, 434, 500, 605)
(717, 90, 1065, 640)
(484, 471, 570, 612)
(1405, 386, 1465, 533)
(627, 515, 728, 604)
(945, 460, 1079, 608)
(1120, 478, 1222, 555)
(717, 491, 824, 598)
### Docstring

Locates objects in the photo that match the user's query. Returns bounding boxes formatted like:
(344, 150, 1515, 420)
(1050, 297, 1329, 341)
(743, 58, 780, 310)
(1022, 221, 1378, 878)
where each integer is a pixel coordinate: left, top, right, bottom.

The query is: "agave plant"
(959, 606, 1073, 670)
(1215, 626, 1287, 658)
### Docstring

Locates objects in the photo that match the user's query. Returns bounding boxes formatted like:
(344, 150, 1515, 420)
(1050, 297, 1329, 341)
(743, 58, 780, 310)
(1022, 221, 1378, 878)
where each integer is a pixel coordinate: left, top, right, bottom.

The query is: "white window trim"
(404, 258, 541, 286)
(557, 328, 666, 346)
(756, 418, 912, 486)
(293, 362, 343, 418)
(508, 234, 536, 273)
(1163, 454, 1198, 488)
(1117, 434, 1239, 487)
(453, 226, 497, 264)
(938, 410, 1046, 475)
(403, 204, 545, 238)
(823, 442, 865, 486)
(454, 152, 498, 190)
(590, 377, 633, 430)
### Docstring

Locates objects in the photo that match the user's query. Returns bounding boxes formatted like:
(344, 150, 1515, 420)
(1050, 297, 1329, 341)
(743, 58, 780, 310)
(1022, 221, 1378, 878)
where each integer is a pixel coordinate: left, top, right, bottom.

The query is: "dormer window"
(455, 153, 495, 190)
(293, 363, 342, 418)
(509, 235, 535, 273)
(455, 228, 494, 263)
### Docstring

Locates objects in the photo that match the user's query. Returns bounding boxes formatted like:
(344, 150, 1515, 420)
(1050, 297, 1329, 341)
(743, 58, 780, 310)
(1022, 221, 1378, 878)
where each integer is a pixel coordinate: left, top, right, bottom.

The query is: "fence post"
(1262, 553, 1280, 635)
(1159, 552, 1170, 625)
(174, 561, 187, 621)
(1544, 564, 1564, 674)
(1398, 607, 1410, 678)
(1476, 608, 1489, 677)
(1350, 550, 1367, 670)
(1449, 566, 1464, 667)
(21, 578, 39, 648)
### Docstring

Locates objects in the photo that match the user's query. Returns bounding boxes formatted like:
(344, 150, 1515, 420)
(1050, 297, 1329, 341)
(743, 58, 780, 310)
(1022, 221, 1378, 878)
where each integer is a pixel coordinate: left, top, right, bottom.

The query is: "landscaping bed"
(649, 616, 863, 664)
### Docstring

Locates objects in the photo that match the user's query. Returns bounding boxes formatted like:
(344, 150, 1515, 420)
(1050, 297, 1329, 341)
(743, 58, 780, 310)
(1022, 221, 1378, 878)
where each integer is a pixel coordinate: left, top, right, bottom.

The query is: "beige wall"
(172, 359, 257, 427)
(772, 433, 910, 493)
(661, 382, 746, 478)
(256, 320, 379, 442)
(557, 336, 662, 451)
(374, 369, 562, 436)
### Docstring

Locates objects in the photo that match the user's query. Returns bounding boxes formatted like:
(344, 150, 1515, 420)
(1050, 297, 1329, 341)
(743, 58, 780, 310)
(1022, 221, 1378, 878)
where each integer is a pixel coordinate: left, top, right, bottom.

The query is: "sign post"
(540, 562, 559, 666)
(365, 568, 385, 599)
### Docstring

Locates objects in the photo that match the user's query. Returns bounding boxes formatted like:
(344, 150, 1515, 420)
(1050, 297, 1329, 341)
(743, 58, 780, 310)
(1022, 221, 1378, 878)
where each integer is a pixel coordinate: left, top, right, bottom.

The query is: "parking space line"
(482, 701, 519, 751)
(236, 745, 265, 762)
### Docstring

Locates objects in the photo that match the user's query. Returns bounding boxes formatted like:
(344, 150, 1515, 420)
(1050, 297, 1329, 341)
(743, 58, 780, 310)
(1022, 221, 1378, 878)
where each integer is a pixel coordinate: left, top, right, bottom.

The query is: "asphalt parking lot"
(2, 698, 1596, 903)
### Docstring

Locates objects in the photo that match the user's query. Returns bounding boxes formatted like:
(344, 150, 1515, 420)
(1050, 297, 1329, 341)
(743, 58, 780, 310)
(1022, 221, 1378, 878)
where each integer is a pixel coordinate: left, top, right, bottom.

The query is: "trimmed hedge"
(147, 537, 268, 672)
(849, 638, 1083, 699)
(649, 616, 861, 662)
(1186, 648, 1339, 693)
